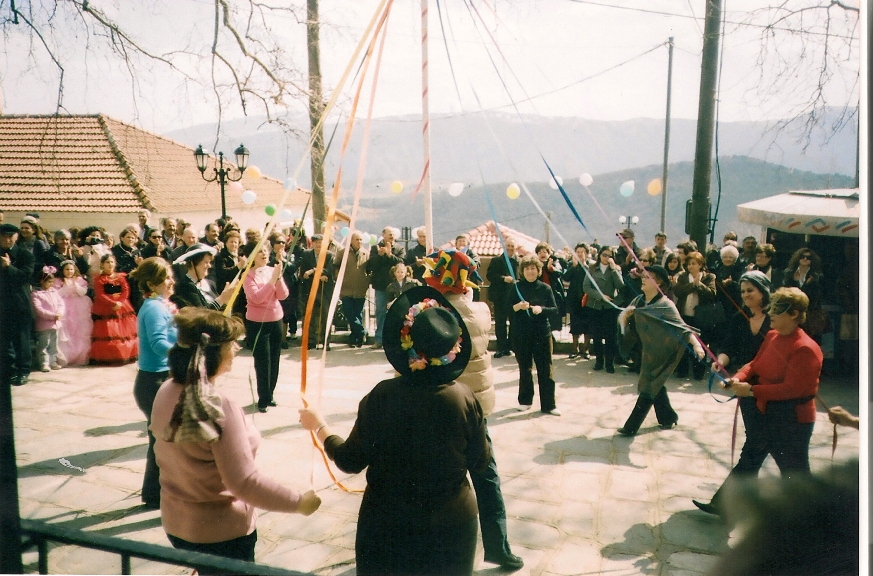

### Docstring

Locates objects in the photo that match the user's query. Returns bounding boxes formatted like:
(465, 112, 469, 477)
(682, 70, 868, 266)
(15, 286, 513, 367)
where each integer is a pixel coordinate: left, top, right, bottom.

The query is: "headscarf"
(163, 332, 225, 443)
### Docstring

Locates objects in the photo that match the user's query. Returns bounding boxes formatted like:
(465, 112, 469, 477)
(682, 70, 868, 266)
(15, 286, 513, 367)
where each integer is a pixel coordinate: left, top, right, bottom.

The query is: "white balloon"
(448, 182, 464, 197)
(549, 175, 563, 190)
(241, 189, 257, 205)
(579, 173, 593, 186)
(279, 208, 293, 221)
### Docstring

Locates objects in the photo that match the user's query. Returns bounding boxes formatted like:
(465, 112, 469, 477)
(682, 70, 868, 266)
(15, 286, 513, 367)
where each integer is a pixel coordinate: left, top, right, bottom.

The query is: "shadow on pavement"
(17, 446, 146, 478)
(84, 421, 147, 437)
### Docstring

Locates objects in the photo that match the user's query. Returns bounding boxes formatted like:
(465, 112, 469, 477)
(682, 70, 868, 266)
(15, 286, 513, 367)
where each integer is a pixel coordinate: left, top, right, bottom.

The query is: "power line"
(564, 0, 858, 40)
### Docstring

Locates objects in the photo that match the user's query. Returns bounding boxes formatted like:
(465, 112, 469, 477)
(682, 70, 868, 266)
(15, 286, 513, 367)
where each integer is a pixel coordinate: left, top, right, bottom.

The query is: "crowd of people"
(0, 207, 858, 574)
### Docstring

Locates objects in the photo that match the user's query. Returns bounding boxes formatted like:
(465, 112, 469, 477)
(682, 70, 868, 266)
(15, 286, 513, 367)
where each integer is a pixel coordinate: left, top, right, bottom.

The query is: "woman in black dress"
(693, 270, 772, 515)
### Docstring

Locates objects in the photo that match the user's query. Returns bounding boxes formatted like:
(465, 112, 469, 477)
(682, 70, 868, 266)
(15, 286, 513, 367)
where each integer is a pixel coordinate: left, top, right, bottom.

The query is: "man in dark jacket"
(365, 227, 404, 349)
(299, 235, 335, 349)
(486, 237, 519, 358)
(404, 226, 430, 282)
(0, 224, 35, 386)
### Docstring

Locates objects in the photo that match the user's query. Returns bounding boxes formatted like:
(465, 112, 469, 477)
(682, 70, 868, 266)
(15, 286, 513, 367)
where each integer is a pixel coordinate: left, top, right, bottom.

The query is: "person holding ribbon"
(129, 257, 178, 509)
(151, 307, 321, 571)
(508, 254, 561, 415)
(299, 286, 490, 575)
(617, 266, 704, 436)
(423, 250, 525, 570)
(693, 270, 772, 515)
(244, 243, 289, 412)
(695, 286, 823, 515)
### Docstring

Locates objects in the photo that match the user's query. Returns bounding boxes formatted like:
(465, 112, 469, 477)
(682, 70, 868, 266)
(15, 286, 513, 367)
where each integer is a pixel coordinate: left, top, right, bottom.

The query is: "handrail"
(20, 519, 310, 575)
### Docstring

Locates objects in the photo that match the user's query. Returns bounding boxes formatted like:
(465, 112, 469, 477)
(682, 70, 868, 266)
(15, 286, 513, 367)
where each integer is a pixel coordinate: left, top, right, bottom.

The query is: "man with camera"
(365, 226, 404, 349)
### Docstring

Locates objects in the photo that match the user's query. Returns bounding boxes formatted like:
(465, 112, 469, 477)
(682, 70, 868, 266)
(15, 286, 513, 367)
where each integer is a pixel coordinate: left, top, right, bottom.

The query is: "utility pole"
(660, 37, 674, 233)
(689, 0, 723, 251)
(307, 0, 327, 232)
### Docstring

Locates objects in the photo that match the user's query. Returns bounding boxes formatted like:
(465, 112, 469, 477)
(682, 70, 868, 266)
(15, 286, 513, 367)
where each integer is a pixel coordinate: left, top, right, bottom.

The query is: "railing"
(20, 519, 309, 575)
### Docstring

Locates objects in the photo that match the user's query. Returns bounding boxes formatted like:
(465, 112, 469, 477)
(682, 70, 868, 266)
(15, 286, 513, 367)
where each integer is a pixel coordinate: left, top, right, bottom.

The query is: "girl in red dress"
(90, 253, 138, 364)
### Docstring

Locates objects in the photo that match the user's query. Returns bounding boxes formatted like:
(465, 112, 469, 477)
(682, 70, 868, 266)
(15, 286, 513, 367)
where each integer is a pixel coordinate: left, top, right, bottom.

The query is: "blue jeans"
(341, 297, 366, 342)
(469, 421, 513, 559)
(374, 289, 389, 344)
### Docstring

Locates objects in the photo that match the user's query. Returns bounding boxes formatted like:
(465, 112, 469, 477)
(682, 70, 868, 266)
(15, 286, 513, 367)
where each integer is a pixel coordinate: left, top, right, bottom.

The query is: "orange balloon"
(647, 178, 662, 196)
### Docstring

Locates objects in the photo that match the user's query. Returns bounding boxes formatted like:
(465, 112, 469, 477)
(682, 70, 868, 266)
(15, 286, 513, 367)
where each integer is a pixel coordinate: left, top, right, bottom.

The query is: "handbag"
(695, 301, 725, 328)
(803, 309, 832, 336)
(580, 293, 589, 307)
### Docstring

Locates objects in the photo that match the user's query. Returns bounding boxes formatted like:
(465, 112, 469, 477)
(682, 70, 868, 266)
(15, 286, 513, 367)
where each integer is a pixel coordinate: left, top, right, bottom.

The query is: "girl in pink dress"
(54, 260, 93, 366)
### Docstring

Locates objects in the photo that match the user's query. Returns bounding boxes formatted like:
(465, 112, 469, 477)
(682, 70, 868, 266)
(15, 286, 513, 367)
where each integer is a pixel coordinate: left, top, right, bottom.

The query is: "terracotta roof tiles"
(439, 220, 540, 257)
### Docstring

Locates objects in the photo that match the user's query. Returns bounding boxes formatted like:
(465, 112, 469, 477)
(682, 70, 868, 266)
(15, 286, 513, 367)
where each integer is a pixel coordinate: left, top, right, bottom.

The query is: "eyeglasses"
(274, 240, 287, 245)
(150, 236, 162, 240)
(800, 254, 811, 260)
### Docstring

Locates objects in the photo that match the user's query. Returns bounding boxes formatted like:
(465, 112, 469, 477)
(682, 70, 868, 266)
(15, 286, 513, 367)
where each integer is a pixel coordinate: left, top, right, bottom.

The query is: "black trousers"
(493, 302, 512, 353)
(167, 529, 257, 575)
(133, 369, 168, 506)
(515, 334, 556, 411)
(246, 320, 282, 409)
(590, 307, 618, 362)
(0, 310, 31, 382)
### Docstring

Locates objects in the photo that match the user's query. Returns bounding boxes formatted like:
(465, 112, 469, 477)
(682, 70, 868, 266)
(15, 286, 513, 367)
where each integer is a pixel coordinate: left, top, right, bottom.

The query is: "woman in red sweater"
(721, 287, 823, 481)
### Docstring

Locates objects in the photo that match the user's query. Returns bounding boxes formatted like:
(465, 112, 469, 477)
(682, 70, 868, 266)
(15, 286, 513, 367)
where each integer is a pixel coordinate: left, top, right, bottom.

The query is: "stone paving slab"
(11, 341, 860, 575)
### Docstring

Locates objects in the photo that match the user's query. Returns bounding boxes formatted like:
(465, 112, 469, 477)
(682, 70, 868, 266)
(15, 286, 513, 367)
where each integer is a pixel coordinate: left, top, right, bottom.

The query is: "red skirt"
(90, 303, 138, 364)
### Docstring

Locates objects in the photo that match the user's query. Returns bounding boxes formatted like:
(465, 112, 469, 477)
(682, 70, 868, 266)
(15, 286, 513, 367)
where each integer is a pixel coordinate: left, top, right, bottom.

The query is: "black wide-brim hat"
(383, 285, 472, 385)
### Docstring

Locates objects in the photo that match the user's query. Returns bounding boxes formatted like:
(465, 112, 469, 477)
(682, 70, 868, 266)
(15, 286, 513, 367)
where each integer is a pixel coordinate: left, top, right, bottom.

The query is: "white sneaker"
(517, 404, 532, 412)
(544, 408, 562, 416)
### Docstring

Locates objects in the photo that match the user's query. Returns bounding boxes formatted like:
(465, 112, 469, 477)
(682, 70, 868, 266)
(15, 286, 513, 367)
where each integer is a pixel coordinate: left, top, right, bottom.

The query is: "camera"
(86, 237, 105, 246)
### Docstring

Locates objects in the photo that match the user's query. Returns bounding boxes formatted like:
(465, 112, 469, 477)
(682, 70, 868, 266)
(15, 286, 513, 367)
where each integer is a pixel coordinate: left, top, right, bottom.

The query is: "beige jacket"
(446, 291, 496, 417)
(336, 247, 370, 298)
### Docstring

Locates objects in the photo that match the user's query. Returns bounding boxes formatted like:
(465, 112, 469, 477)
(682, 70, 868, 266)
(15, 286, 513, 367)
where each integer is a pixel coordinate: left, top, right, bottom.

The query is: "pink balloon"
(228, 181, 244, 195)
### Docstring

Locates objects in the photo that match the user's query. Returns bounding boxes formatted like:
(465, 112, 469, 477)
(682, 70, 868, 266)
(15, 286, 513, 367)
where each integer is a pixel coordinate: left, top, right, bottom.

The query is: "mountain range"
(165, 110, 856, 246)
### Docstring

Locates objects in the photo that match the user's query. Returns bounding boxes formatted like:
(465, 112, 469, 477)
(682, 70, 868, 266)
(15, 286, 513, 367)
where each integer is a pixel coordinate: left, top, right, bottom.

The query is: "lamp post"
(619, 215, 640, 229)
(194, 144, 250, 220)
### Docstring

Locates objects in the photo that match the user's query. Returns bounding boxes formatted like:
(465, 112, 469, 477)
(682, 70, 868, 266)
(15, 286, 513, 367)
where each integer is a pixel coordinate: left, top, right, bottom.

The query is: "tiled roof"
(440, 220, 540, 257)
(0, 114, 313, 217)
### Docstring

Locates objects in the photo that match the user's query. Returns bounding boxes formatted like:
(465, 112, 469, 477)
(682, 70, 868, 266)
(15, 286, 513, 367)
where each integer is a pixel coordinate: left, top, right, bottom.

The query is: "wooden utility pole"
(689, 0, 723, 250)
(660, 37, 674, 233)
(307, 0, 327, 231)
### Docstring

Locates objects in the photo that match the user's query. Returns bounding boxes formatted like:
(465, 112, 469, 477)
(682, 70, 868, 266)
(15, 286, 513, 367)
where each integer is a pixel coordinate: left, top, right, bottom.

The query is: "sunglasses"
(800, 254, 811, 260)
(274, 240, 287, 245)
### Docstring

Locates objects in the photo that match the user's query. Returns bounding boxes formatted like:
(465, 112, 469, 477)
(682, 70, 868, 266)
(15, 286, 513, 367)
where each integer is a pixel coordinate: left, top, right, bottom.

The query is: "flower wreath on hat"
(400, 298, 463, 371)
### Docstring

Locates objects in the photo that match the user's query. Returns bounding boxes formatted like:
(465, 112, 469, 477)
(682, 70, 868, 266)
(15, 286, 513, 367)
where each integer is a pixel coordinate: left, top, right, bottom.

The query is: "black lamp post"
(194, 144, 250, 220)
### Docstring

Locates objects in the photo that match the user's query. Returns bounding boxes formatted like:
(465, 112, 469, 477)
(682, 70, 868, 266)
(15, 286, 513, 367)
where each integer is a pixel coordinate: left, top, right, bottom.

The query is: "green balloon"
(265, 204, 276, 216)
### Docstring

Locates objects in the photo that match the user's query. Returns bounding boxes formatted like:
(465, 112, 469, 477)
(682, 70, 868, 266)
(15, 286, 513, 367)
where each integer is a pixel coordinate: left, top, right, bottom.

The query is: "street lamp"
(619, 215, 640, 228)
(194, 144, 250, 220)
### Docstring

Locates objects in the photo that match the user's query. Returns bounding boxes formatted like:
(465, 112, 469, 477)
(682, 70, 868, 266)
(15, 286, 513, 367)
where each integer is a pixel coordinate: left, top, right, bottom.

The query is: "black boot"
(693, 485, 724, 515)
(617, 394, 654, 436)
(652, 386, 678, 429)
(605, 356, 615, 373)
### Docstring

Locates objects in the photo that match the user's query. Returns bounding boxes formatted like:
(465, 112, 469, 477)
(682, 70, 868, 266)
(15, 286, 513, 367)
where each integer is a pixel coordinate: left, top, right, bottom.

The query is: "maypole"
(421, 0, 434, 249)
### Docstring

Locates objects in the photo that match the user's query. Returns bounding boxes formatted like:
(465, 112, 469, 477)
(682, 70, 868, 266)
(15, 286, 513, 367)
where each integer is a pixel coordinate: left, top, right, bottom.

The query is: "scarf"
(163, 333, 225, 443)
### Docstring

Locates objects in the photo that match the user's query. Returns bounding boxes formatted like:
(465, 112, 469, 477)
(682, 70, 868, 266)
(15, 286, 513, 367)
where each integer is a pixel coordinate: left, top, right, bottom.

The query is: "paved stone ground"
(12, 336, 860, 575)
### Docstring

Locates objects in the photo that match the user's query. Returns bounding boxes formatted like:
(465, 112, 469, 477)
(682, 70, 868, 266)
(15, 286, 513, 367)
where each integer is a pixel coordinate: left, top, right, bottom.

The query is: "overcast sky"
(0, 0, 863, 136)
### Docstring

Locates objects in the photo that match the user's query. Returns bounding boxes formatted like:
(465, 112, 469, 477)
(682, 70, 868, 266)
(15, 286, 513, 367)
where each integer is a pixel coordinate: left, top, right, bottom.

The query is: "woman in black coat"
(299, 287, 489, 575)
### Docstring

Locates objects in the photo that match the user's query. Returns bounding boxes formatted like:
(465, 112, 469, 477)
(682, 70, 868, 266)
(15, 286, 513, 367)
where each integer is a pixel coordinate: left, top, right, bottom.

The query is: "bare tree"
(737, 0, 860, 149)
(1, 0, 311, 144)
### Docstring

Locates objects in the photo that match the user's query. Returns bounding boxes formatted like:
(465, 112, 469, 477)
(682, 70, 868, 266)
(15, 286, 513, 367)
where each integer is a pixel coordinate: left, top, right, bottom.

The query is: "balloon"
(579, 173, 593, 186)
(506, 183, 521, 200)
(241, 189, 257, 204)
(340, 227, 350, 237)
(279, 208, 293, 221)
(229, 181, 244, 195)
(265, 204, 276, 216)
(369, 234, 379, 245)
(548, 175, 563, 190)
(283, 178, 297, 191)
(360, 233, 370, 245)
(619, 180, 635, 197)
(448, 182, 464, 197)
(647, 178, 662, 196)
(246, 165, 262, 179)
(390, 180, 403, 194)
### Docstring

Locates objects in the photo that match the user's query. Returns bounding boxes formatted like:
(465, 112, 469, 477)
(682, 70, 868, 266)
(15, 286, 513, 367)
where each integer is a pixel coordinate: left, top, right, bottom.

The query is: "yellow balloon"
(647, 178, 662, 196)
(390, 180, 404, 194)
(506, 183, 521, 200)
(246, 165, 262, 179)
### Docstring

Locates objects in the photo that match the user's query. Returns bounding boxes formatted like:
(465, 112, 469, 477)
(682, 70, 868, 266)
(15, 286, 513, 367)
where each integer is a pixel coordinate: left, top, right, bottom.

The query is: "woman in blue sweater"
(129, 258, 178, 508)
